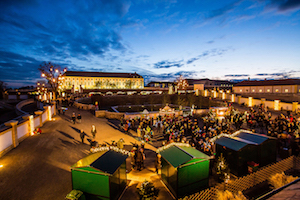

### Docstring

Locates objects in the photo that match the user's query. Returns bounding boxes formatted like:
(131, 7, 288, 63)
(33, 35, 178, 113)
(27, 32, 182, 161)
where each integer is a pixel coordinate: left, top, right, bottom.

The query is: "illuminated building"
(61, 71, 144, 91)
(233, 79, 300, 94)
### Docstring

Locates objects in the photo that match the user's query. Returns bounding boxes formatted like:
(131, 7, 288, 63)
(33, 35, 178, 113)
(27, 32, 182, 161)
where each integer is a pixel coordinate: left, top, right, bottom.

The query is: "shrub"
(269, 172, 298, 189)
(217, 190, 247, 200)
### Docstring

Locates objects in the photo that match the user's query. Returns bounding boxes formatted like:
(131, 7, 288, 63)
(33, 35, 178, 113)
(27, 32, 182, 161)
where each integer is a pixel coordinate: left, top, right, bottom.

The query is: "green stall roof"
(71, 150, 128, 175)
(235, 131, 269, 144)
(159, 145, 210, 168)
(216, 137, 256, 151)
(179, 146, 210, 159)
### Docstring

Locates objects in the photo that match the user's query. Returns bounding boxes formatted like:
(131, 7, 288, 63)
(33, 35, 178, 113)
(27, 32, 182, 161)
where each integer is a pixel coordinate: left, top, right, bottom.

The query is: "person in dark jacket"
(135, 148, 144, 171)
(72, 112, 76, 124)
(80, 130, 85, 143)
(77, 113, 81, 123)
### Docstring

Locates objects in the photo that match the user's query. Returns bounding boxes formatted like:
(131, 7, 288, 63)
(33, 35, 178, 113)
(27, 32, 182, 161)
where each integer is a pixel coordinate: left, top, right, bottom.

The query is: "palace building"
(233, 79, 300, 94)
(61, 71, 144, 91)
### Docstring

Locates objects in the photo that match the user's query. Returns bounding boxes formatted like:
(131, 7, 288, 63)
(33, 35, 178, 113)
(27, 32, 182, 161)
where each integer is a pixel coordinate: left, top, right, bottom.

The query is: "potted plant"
(137, 180, 159, 200)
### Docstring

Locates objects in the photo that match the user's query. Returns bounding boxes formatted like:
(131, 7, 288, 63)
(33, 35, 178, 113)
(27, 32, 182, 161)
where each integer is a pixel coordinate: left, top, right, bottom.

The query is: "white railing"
(0, 102, 56, 158)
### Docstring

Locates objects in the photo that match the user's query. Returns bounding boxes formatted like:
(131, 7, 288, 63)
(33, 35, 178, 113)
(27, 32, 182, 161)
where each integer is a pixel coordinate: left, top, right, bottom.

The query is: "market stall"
(71, 150, 128, 200)
(158, 143, 210, 198)
(215, 130, 277, 176)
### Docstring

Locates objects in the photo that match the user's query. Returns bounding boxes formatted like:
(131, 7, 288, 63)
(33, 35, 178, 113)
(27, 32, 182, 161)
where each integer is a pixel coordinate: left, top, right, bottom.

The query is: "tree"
(104, 79, 111, 88)
(125, 80, 132, 89)
(176, 94, 187, 107)
(0, 80, 6, 99)
(38, 62, 67, 100)
(214, 153, 230, 182)
(176, 75, 189, 91)
(110, 82, 117, 89)
(188, 93, 197, 107)
(162, 93, 170, 105)
(95, 80, 103, 89)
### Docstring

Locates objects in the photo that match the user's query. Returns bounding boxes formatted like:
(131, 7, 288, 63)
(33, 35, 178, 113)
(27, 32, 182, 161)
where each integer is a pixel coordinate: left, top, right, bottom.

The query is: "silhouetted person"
(77, 113, 81, 123)
(80, 130, 85, 143)
(90, 139, 98, 148)
(72, 112, 76, 124)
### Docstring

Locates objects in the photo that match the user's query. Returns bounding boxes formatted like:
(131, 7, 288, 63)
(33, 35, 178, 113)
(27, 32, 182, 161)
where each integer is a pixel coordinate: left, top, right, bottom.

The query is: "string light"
(210, 129, 253, 143)
(156, 142, 190, 153)
(91, 146, 131, 156)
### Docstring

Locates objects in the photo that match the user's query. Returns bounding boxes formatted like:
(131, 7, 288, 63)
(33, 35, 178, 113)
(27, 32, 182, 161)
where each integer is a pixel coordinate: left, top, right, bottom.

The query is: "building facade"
(233, 79, 300, 94)
(147, 81, 175, 88)
(61, 71, 144, 91)
(187, 79, 235, 91)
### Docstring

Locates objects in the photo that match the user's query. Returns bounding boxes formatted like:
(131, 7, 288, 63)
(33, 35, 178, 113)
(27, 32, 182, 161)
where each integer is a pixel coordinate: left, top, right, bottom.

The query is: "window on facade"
(285, 89, 289, 92)
(275, 89, 279, 92)
(259, 89, 262, 92)
(252, 89, 255, 92)
(240, 89, 242, 92)
(267, 89, 270, 92)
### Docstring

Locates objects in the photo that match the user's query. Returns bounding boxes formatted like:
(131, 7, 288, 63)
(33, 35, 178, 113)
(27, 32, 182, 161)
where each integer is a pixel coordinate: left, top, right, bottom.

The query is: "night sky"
(1, 0, 300, 87)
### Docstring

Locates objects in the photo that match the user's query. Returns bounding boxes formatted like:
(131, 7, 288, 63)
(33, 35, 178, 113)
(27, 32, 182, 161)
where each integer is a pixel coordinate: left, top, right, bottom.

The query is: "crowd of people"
(57, 97, 299, 171)
(118, 104, 300, 159)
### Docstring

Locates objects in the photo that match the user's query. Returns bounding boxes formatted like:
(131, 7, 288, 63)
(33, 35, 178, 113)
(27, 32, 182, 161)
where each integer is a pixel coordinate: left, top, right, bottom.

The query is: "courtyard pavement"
(0, 106, 173, 200)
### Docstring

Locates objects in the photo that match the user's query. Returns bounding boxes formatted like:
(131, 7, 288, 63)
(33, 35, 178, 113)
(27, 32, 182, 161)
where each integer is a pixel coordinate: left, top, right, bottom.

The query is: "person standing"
(91, 125, 97, 139)
(155, 153, 161, 174)
(77, 113, 81, 123)
(135, 149, 143, 171)
(80, 130, 85, 143)
(72, 112, 76, 124)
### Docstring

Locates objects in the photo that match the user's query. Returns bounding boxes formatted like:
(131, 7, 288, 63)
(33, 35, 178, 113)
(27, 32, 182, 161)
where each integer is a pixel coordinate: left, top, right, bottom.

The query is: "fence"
(95, 110, 124, 120)
(182, 156, 300, 200)
(0, 101, 55, 158)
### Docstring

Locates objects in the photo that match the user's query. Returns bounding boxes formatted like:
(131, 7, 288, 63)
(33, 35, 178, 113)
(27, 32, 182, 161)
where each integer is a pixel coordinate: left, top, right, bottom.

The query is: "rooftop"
(159, 145, 210, 168)
(235, 79, 300, 86)
(63, 71, 143, 78)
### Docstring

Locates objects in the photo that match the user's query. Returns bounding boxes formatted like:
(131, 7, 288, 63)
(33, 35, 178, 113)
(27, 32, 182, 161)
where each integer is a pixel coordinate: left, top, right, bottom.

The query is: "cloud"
(255, 71, 299, 79)
(153, 60, 184, 69)
(230, 14, 256, 23)
(143, 70, 205, 82)
(270, 0, 300, 13)
(207, 0, 242, 19)
(0, 50, 86, 87)
(0, 51, 42, 85)
(0, 0, 134, 60)
(224, 74, 249, 77)
(186, 48, 230, 65)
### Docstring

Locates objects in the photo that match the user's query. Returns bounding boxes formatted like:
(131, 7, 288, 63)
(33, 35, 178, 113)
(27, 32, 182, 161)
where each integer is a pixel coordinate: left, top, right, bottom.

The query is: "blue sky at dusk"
(0, 0, 300, 87)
